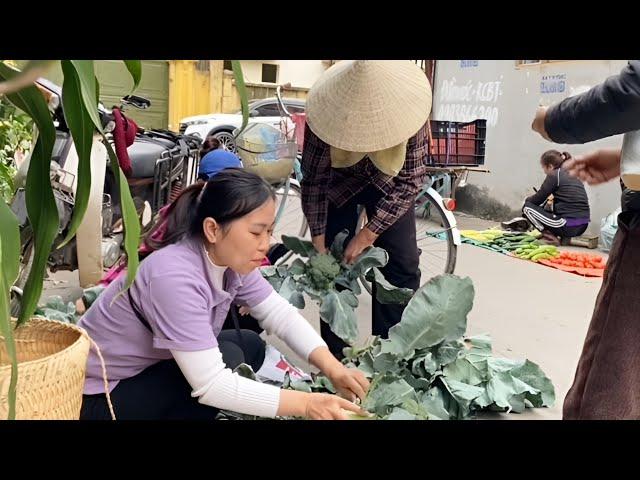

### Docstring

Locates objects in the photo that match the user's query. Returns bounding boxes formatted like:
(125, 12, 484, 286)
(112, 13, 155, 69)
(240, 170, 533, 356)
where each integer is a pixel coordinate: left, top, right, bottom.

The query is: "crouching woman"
(79, 168, 369, 420)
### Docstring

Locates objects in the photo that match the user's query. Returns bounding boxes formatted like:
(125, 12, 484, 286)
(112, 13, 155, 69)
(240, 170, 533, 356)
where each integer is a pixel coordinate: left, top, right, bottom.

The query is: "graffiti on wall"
(437, 76, 503, 127)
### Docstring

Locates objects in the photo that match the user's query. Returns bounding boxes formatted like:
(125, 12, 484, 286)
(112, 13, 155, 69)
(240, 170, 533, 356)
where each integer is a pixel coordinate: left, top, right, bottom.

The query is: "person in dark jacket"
(532, 60, 640, 420)
(522, 150, 590, 244)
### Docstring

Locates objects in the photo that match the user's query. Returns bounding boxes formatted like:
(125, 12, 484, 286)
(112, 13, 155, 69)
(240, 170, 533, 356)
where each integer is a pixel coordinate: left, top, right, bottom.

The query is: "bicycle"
(269, 86, 309, 263)
(233, 86, 309, 266)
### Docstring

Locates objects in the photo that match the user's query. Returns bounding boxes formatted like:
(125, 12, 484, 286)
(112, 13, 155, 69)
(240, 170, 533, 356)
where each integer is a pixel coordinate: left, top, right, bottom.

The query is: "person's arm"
(142, 273, 278, 418)
(233, 270, 370, 401)
(145, 272, 364, 419)
(543, 60, 640, 143)
(172, 348, 365, 419)
(342, 124, 428, 264)
(563, 148, 623, 186)
(249, 291, 370, 402)
(172, 348, 282, 417)
(526, 173, 557, 205)
(250, 291, 327, 361)
(300, 125, 331, 250)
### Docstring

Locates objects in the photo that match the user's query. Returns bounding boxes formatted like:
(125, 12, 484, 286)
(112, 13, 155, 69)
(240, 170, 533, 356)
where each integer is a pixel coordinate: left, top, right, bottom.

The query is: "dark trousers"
(80, 329, 266, 420)
(222, 306, 263, 334)
(522, 201, 588, 238)
(321, 186, 421, 358)
(563, 211, 640, 419)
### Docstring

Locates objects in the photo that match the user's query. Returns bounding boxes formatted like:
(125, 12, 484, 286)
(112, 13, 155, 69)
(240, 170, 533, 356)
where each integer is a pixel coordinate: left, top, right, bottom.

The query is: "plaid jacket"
(300, 123, 428, 236)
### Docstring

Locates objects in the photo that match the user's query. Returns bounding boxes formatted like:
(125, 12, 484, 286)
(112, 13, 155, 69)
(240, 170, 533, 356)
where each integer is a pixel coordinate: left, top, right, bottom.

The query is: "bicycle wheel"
(271, 180, 309, 265)
(415, 189, 457, 279)
(360, 189, 457, 295)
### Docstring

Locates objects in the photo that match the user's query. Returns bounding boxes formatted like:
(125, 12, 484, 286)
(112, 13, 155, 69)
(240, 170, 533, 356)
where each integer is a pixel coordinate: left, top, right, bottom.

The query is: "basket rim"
(0, 318, 90, 373)
(235, 140, 298, 153)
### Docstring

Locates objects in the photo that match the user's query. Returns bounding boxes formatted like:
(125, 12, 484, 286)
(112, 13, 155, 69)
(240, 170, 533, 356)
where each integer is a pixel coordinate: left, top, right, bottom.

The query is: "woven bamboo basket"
(0, 318, 90, 420)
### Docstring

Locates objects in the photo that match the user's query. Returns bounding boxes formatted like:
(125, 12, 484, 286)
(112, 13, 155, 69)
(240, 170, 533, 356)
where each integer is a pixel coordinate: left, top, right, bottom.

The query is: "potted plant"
(0, 60, 143, 419)
(0, 60, 250, 420)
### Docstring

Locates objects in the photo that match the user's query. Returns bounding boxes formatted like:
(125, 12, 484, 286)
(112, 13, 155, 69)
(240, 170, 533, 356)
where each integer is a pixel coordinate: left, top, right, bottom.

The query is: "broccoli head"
(305, 253, 341, 291)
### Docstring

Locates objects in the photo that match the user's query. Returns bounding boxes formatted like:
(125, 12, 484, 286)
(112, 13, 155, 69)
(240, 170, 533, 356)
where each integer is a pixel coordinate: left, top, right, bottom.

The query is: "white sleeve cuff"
(171, 347, 281, 418)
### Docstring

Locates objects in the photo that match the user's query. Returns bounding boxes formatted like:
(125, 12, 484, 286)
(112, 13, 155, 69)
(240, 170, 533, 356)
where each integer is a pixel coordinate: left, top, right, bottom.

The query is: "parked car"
(179, 97, 306, 152)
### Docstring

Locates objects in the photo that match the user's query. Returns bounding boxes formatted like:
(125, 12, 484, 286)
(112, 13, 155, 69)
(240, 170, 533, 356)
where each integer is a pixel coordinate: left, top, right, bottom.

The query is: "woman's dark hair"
(541, 150, 572, 169)
(144, 168, 275, 250)
(200, 136, 221, 157)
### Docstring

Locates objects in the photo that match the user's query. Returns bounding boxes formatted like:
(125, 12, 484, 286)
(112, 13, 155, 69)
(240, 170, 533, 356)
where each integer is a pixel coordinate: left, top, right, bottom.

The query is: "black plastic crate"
(428, 119, 486, 167)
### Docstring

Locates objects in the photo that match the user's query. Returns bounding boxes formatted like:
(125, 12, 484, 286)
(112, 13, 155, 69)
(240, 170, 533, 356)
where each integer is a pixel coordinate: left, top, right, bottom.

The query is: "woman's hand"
(309, 347, 370, 402)
(563, 149, 622, 185)
(305, 392, 367, 420)
(279, 388, 366, 419)
(324, 364, 370, 403)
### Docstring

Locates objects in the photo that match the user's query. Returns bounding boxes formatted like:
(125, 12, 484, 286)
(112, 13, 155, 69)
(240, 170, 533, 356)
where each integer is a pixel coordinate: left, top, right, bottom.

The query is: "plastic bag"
(600, 206, 622, 252)
(255, 344, 312, 385)
(234, 123, 297, 184)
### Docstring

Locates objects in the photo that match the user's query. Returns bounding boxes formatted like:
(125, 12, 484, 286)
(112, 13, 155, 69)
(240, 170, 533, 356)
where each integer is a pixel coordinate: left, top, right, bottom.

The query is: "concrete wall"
(220, 72, 309, 113)
(239, 60, 326, 89)
(238, 61, 269, 84)
(278, 60, 327, 89)
(432, 60, 628, 234)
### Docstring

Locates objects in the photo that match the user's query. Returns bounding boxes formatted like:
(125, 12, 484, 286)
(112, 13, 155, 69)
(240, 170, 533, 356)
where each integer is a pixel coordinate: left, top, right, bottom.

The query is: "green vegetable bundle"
(261, 231, 413, 344)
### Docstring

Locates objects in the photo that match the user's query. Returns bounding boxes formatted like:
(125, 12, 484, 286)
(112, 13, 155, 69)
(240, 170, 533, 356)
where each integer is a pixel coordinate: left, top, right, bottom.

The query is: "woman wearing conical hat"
(301, 60, 432, 357)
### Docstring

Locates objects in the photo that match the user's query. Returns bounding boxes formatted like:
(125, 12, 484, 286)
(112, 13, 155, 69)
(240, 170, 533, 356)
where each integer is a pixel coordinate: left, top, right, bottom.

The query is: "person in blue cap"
(198, 136, 243, 180)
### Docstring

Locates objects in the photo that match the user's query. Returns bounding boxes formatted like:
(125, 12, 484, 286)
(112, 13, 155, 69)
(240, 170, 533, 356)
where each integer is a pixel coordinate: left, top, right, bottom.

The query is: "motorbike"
(9, 77, 202, 316)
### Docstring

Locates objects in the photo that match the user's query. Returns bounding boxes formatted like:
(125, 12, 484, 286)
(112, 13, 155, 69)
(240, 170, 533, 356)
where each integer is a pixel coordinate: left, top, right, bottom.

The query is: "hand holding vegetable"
(278, 388, 367, 420)
(344, 227, 378, 264)
(324, 364, 370, 402)
(305, 392, 367, 420)
(309, 346, 370, 402)
(267, 233, 408, 345)
(312, 234, 327, 254)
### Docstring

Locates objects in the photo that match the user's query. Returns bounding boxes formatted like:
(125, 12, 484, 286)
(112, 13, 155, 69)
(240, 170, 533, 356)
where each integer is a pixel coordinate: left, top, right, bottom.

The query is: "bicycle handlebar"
(276, 84, 291, 118)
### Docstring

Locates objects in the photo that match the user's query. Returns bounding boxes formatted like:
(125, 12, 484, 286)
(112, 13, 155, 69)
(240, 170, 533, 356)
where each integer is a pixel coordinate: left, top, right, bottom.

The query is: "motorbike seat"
(126, 136, 176, 178)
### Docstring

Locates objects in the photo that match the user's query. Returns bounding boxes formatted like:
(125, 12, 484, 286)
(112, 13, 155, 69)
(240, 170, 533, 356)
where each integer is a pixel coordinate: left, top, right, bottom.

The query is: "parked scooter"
(9, 77, 201, 316)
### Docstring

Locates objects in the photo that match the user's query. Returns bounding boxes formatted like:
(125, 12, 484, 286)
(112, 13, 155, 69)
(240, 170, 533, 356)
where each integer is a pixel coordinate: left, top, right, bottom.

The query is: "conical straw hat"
(306, 60, 432, 152)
